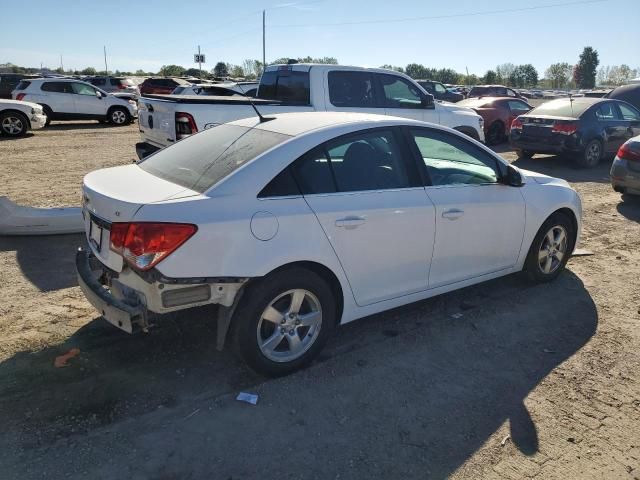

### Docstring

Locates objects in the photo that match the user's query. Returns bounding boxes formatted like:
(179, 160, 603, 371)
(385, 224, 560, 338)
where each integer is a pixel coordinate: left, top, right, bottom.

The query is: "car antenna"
(568, 92, 574, 116)
(237, 82, 275, 123)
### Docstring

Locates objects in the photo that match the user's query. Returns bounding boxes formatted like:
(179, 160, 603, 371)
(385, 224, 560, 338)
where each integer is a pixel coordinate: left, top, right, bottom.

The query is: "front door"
(616, 102, 640, 141)
(292, 128, 435, 306)
(71, 82, 106, 116)
(408, 127, 526, 287)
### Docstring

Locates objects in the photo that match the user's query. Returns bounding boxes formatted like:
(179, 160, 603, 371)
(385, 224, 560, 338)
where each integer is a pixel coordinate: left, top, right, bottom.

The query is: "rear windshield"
(458, 98, 491, 108)
(14, 80, 31, 90)
(139, 124, 291, 193)
(258, 70, 310, 104)
(530, 99, 592, 118)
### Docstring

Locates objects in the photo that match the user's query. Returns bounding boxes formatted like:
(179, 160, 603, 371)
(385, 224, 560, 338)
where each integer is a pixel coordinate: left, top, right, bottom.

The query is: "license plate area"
(89, 220, 104, 252)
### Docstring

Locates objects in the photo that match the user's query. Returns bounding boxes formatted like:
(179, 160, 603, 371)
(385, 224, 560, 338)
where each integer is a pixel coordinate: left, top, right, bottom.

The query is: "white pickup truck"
(136, 64, 485, 158)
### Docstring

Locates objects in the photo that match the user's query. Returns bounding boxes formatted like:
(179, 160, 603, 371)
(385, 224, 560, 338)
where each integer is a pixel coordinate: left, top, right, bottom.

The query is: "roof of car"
(229, 111, 427, 137)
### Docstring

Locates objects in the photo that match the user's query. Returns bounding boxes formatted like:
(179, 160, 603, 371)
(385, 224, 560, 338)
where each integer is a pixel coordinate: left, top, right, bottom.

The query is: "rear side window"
(291, 148, 336, 194)
(328, 71, 377, 107)
(139, 124, 291, 193)
(258, 168, 300, 197)
(595, 103, 620, 120)
(91, 78, 106, 86)
(41, 82, 72, 93)
(258, 70, 310, 104)
(15, 81, 31, 90)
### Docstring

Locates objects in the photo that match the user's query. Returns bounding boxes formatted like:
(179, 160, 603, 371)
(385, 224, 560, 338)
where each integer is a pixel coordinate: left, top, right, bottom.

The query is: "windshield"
(138, 124, 291, 193)
(530, 99, 592, 118)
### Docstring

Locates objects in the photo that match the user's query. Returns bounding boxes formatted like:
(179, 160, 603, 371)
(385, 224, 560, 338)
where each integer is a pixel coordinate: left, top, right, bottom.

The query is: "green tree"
(576, 46, 599, 88)
(405, 63, 428, 79)
(495, 63, 516, 85)
(213, 62, 229, 77)
(230, 64, 245, 78)
(545, 62, 573, 89)
(483, 70, 498, 84)
(158, 64, 186, 77)
(184, 67, 203, 77)
(380, 64, 404, 73)
(81, 67, 97, 75)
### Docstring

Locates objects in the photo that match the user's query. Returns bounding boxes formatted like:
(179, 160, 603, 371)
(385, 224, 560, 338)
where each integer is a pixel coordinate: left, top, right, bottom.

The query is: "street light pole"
(104, 46, 108, 75)
(262, 10, 266, 70)
(198, 45, 202, 78)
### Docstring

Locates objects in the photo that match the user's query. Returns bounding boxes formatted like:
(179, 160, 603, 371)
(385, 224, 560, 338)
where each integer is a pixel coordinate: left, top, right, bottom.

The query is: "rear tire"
(524, 212, 575, 283)
(0, 111, 28, 137)
(575, 139, 602, 168)
(232, 267, 336, 377)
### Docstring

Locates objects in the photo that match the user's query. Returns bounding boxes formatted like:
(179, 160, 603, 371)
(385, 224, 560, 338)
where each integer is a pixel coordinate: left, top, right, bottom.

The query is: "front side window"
(434, 83, 447, 94)
(618, 103, 640, 121)
(506, 88, 517, 97)
(72, 83, 97, 96)
(378, 74, 423, 109)
(139, 124, 291, 193)
(411, 128, 500, 186)
(328, 71, 377, 107)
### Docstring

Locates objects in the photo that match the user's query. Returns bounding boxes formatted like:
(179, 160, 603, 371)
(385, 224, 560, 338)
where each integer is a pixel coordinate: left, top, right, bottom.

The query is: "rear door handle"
(335, 216, 366, 228)
(442, 209, 464, 220)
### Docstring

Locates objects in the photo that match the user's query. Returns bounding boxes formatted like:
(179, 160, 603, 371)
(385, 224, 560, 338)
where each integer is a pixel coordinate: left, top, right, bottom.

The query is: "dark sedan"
(510, 98, 640, 168)
(457, 97, 532, 145)
(417, 80, 464, 103)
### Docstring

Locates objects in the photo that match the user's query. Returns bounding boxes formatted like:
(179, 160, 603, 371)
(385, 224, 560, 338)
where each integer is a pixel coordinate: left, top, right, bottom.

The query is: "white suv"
(12, 78, 137, 126)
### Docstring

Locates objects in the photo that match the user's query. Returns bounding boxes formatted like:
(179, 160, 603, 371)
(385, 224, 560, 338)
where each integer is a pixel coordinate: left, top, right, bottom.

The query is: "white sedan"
(77, 112, 582, 376)
(0, 99, 47, 137)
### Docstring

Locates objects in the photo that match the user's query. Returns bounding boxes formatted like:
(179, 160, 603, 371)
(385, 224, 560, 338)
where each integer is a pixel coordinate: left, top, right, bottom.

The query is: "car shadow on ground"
(510, 153, 612, 184)
(0, 233, 82, 291)
(0, 132, 35, 141)
(0, 267, 598, 478)
(45, 122, 113, 131)
(617, 194, 640, 222)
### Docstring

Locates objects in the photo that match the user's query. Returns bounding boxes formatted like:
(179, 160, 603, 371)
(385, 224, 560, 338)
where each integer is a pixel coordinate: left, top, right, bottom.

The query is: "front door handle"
(442, 209, 464, 220)
(335, 216, 366, 228)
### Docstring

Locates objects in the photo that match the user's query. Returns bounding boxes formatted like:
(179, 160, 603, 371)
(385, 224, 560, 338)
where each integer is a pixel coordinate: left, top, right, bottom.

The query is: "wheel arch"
(542, 207, 579, 254)
(256, 260, 345, 326)
(453, 125, 480, 141)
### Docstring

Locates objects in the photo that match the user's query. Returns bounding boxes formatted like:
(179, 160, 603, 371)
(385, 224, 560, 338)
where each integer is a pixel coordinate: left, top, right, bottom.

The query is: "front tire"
(108, 107, 130, 126)
(0, 111, 28, 137)
(232, 267, 336, 377)
(524, 212, 574, 283)
(515, 149, 534, 159)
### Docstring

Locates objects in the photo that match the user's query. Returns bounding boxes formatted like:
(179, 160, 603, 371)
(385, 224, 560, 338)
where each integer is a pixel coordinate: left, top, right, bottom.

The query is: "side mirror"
(504, 164, 524, 187)
(421, 93, 435, 109)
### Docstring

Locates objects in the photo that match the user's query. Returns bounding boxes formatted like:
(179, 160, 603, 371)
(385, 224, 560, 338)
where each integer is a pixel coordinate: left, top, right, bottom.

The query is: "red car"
(457, 97, 533, 145)
(139, 77, 190, 95)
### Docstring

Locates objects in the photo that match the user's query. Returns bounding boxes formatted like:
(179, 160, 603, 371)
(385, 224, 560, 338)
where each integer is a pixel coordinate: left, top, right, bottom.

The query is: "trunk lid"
(138, 98, 177, 147)
(82, 164, 198, 271)
(519, 115, 576, 138)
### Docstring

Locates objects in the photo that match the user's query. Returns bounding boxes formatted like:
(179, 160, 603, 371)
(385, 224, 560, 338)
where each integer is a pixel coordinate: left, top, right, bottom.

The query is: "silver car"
(611, 135, 640, 196)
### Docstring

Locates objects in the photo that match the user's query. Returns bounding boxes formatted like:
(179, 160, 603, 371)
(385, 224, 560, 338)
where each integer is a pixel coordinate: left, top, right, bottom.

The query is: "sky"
(1, 0, 639, 76)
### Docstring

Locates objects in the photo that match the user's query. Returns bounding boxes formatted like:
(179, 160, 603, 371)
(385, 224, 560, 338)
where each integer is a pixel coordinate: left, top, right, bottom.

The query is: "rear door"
(40, 81, 75, 113)
(293, 127, 436, 306)
(324, 70, 382, 114)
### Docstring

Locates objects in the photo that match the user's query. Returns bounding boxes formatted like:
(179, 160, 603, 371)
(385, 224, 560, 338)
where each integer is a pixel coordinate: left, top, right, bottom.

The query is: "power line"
(270, 0, 609, 28)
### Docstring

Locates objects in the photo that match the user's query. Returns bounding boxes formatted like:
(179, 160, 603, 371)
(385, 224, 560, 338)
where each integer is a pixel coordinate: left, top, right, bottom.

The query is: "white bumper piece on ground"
(0, 196, 84, 235)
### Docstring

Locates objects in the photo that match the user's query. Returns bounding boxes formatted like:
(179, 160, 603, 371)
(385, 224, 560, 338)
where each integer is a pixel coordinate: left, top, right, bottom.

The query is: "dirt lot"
(0, 121, 639, 479)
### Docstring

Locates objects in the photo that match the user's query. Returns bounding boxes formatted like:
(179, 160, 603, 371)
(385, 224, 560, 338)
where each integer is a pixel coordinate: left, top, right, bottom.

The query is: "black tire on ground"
(0, 111, 29, 137)
(523, 212, 575, 283)
(107, 107, 130, 126)
(486, 121, 505, 145)
(39, 105, 53, 127)
(232, 267, 337, 377)
(515, 149, 534, 159)
(575, 139, 602, 168)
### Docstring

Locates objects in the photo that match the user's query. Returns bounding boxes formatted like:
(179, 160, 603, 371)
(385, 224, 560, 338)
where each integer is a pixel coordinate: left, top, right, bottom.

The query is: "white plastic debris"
(0, 196, 83, 236)
(236, 392, 259, 405)
(451, 313, 464, 319)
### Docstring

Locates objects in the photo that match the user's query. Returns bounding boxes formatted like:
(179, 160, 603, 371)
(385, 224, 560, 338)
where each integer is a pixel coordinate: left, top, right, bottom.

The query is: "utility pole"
(104, 46, 108, 75)
(198, 45, 202, 78)
(465, 66, 469, 85)
(60, 55, 64, 72)
(262, 10, 266, 70)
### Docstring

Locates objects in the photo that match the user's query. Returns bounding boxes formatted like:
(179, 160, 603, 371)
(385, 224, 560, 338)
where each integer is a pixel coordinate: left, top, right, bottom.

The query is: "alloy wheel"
(1, 116, 24, 135)
(111, 110, 127, 124)
(585, 142, 601, 165)
(538, 225, 568, 274)
(257, 289, 323, 363)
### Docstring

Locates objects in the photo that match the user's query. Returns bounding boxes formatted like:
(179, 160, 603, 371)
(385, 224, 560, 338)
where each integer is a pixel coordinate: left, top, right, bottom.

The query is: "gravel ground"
(0, 121, 639, 479)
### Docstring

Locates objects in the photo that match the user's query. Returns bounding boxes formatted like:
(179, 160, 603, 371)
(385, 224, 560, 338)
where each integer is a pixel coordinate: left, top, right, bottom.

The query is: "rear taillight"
(511, 117, 524, 132)
(16, 93, 26, 101)
(117, 84, 126, 89)
(109, 222, 197, 271)
(175, 112, 198, 140)
(552, 121, 578, 135)
(617, 142, 640, 162)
